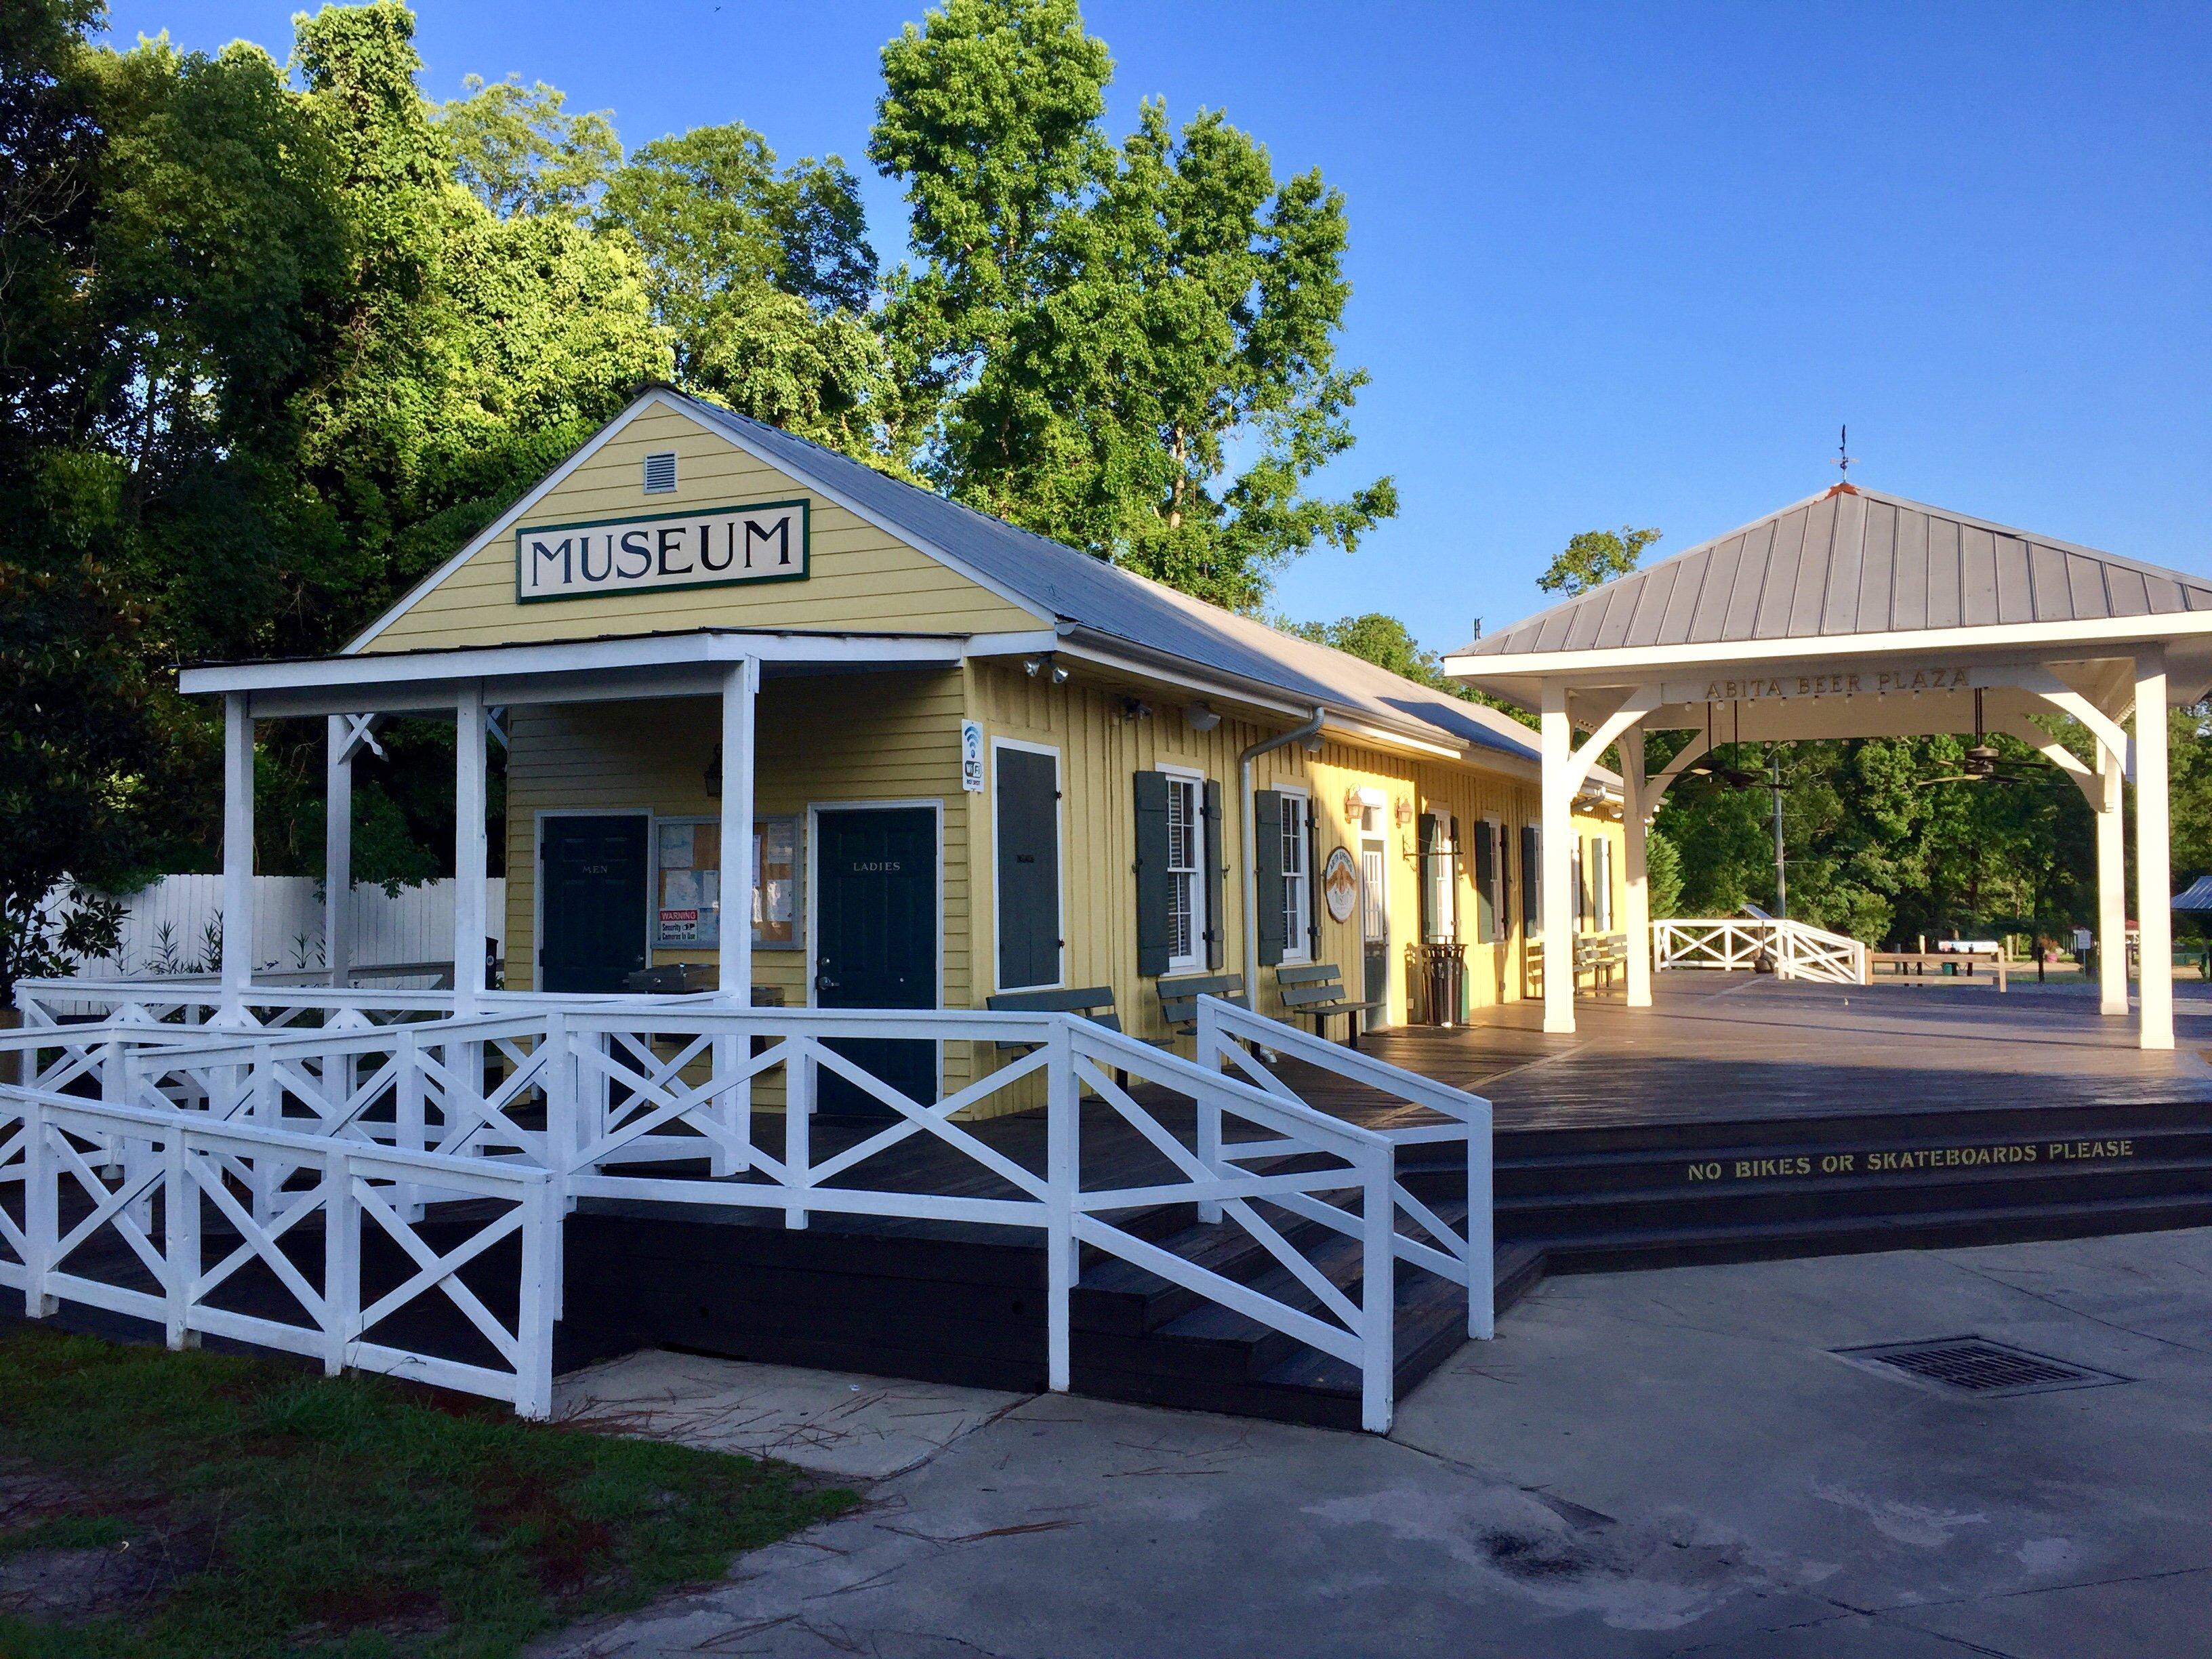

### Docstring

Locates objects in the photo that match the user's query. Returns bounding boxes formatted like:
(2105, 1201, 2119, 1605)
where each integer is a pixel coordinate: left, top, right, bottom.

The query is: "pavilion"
(1444, 482, 2212, 1050)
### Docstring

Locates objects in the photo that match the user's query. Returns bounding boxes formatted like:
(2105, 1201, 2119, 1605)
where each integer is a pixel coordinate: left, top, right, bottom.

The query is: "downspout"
(1240, 708, 1328, 1004)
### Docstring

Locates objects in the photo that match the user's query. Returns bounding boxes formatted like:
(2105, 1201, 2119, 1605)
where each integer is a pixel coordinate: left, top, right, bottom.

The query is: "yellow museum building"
(194, 385, 1624, 1100)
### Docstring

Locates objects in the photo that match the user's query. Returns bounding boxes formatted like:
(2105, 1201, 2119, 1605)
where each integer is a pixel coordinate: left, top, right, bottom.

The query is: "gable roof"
(672, 391, 1543, 765)
(1458, 484, 2212, 661)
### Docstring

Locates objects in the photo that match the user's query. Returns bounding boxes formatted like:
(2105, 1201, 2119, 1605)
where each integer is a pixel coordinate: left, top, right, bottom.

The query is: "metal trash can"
(1418, 941, 1467, 1027)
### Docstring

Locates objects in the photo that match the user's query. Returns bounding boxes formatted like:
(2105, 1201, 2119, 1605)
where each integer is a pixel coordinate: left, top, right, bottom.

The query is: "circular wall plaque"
(1322, 846, 1359, 923)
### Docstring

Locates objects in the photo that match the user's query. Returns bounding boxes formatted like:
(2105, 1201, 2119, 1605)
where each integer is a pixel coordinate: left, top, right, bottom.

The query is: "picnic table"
(1869, 949, 2009, 991)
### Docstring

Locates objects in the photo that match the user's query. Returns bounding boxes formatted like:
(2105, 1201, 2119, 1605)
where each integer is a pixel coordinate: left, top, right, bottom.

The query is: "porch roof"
(176, 627, 1002, 718)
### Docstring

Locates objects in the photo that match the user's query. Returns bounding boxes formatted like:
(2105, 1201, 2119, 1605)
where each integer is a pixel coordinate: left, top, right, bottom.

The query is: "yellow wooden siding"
(962, 661, 1612, 1042)
(501, 658, 1625, 1114)
(503, 667, 973, 1092)
(365, 405, 1039, 652)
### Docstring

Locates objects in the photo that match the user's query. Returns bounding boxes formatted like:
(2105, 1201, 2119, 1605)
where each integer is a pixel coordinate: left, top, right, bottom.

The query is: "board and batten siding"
(962, 661, 1610, 1042)
(362, 405, 1038, 652)
(503, 667, 975, 1094)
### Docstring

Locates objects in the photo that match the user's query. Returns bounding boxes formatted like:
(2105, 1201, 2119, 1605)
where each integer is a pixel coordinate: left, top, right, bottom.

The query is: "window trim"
(1158, 764, 1208, 975)
(1276, 785, 1312, 966)
(989, 735, 1066, 993)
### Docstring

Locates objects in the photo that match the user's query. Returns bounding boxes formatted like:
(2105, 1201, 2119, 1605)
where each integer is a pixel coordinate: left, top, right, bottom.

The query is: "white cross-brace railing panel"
(1652, 918, 1868, 986)
(1193, 996, 1495, 1343)
(1, 985, 1490, 1434)
(0, 1085, 555, 1416)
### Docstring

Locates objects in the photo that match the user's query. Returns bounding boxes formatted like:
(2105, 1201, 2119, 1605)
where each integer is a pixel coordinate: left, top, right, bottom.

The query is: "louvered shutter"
(1202, 779, 1227, 970)
(1473, 821, 1497, 944)
(1133, 772, 1171, 977)
(1521, 825, 1541, 930)
(1254, 790, 1286, 967)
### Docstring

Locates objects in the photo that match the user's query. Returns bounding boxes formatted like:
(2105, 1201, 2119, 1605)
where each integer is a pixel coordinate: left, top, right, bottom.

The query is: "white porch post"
(712, 657, 760, 1179)
(453, 682, 487, 1016)
(2135, 651, 2173, 1050)
(1539, 684, 1576, 1034)
(220, 694, 255, 1015)
(325, 715, 353, 989)
(718, 657, 759, 1002)
(1620, 724, 1652, 1008)
(2096, 736, 2128, 1019)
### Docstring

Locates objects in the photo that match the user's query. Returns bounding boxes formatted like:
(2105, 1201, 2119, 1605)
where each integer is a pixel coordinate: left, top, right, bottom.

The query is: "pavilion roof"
(1456, 485, 2212, 661)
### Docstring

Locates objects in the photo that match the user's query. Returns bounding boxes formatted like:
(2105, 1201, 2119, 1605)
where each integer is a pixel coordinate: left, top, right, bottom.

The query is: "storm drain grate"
(1835, 1336, 2126, 1398)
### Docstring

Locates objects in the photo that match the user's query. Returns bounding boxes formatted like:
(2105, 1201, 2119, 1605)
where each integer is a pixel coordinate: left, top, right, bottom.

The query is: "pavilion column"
(1620, 724, 1652, 1008)
(453, 683, 487, 1016)
(2135, 651, 2173, 1050)
(2095, 737, 2127, 1019)
(717, 657, 759, 1003)
(220, 694, 255, 1017)
(1539, 684, 1576, 1034)
(325, 716, 353, 989)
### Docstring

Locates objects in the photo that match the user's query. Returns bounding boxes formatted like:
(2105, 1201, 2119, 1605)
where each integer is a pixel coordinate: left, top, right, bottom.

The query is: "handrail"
(1, 993, 1497, 1434)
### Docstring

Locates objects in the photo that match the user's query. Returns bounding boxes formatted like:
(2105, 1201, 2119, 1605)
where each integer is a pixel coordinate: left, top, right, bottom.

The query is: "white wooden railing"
(3, 984, 1494, 1433)
(1653, 918, 1869, 985)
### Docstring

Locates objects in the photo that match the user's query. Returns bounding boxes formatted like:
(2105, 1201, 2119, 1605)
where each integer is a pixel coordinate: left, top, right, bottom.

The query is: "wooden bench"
(1157, 972, 1248, 1038)
(1870, 950, 2009, 991)
(1574, 933, 1629, 990)
(1274, 962, 1385, 1048)
(985, 985, 1166, 1089)
(984, 984, 1129, 1038)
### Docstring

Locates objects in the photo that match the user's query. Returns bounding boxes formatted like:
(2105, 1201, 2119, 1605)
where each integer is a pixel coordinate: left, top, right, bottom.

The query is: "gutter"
(1239, 707, 1328, 1002)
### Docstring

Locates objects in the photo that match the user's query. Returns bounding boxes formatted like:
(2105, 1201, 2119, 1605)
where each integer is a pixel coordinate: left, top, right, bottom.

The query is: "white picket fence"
(3, 982, 1494, 1433)
(63, 876, 506, 977)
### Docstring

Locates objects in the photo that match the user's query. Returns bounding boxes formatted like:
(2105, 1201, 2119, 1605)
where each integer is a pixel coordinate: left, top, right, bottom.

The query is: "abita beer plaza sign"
(516, 499, 809, 602)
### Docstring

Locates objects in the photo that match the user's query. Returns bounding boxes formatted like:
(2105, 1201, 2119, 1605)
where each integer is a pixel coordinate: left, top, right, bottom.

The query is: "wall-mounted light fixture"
(1184, 702, 1221, 732)
(1023, 653, 1071, 684)
(1119, 697, 1154, 721)
(1394, 795, 1415, 828)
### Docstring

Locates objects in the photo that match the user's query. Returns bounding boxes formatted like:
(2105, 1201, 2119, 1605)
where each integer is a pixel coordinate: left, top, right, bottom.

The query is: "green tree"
(436, 73, 619, 219)
(872, 0, 1394, 610)
(1281, 613, 1459, 692)
(1540, 525, 1661, 597)
(598, 123, 886, 452)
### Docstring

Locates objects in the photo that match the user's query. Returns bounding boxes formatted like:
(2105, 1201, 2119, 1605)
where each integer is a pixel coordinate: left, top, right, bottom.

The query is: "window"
(642, 451, 677, 493)
(649, 816, 800, 948)
(1420, 813, 1457, 943)
(1593, 837, 1614, 932)
(1164, 771, 1206, 972)
(754, 817, 799, 947)
(1279, 790, 1311, 962)
(654, 818, 720, 947)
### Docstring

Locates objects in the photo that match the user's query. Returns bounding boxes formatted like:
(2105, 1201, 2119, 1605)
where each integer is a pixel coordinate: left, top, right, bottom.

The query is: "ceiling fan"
(1682, 702, 1764, 791)
(1914, 689, 2041, 787)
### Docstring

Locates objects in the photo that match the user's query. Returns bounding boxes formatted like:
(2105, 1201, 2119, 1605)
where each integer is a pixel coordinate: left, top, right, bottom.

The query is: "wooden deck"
(1330, 971, 2212, 1130)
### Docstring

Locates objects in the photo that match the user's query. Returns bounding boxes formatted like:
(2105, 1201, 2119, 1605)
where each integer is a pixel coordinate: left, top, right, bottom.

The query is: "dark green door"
(995, 745, 1061, 991)
(813, 806, 938, 1118)
(540, 815, 649, 993)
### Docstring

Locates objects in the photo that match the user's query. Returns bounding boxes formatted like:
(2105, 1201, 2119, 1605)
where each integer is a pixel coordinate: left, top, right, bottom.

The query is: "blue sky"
(108, 1, 2211, 652)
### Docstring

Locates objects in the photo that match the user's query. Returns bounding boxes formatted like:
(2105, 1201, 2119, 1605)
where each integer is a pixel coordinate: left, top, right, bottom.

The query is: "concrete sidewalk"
(537, 1228, 2212, 1658)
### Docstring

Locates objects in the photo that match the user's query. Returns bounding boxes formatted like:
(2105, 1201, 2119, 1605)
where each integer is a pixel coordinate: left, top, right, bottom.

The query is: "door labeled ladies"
(539, 814, 649, 993)
(813, 805, 939, 1117)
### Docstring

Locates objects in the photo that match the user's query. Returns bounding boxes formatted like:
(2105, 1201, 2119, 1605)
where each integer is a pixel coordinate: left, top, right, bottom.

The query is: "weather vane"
(1835, 424, 1855, 478)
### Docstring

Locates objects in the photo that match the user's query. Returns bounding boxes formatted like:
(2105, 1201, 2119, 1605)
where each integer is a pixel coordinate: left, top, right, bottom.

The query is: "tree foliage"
(1540, 524, 1661, 597)
(437, 73, 619, 220)
(871, 0, 1393, 609)
(597, 123, 884, 453)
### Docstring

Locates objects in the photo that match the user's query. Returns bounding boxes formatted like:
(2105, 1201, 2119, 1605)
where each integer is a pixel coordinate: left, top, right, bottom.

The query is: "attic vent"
(1836, 1336, 2124, 1398)
(643, 451, 677, 493)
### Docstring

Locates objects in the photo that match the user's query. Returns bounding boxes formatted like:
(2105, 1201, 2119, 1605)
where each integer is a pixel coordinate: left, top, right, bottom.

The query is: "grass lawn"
(0, 1325, 857, 1658)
